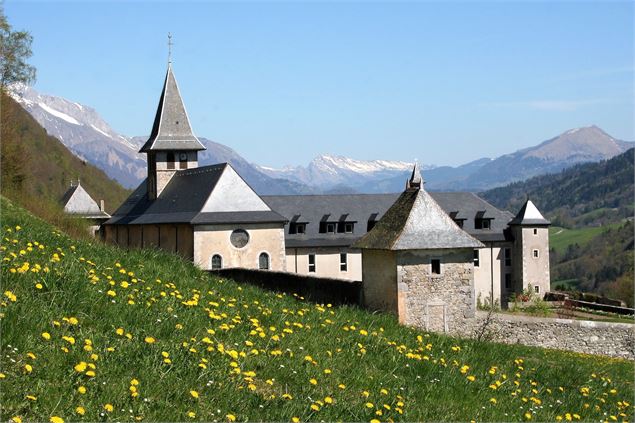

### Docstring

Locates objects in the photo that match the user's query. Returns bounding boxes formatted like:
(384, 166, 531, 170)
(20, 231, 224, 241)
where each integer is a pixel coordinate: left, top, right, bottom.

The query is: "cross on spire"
(168, 32, 173, 64)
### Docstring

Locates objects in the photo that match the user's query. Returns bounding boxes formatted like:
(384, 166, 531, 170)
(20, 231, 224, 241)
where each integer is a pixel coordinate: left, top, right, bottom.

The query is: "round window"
(230, 229, 250, 249)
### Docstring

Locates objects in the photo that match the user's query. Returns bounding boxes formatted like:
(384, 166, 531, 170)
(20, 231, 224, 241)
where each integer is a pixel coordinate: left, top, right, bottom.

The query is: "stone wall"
(455, 311, 635, 359)
(397, 248, 475, 332)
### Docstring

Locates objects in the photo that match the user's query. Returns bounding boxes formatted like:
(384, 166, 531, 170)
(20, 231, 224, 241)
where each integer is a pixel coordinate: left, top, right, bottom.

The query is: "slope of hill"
(0, 92, 130, 216)
(480, 148, 634, 228)
(2, 196, 633, 422)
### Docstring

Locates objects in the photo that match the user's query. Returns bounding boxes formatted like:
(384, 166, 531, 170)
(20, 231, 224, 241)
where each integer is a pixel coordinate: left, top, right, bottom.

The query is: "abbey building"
(102, 63, 551, 314)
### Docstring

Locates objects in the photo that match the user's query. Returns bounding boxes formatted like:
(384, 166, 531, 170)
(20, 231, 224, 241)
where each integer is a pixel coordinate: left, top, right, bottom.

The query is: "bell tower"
(140, 35, 206, 200)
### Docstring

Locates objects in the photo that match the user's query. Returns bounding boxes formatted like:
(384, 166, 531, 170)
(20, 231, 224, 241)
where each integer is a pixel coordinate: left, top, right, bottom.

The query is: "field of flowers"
(1, 196, 633, 422)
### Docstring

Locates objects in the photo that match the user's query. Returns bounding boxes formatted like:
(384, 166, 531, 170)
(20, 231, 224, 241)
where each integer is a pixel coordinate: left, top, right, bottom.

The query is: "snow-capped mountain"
(9, 85, 147, 188)
(257, 154, 433, 190)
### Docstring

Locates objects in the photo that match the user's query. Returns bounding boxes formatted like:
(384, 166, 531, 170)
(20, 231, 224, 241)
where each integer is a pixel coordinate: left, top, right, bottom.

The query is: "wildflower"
(75, 407, 85, 416)
(490, 398, 497, 404)
(74, 362, 87, 372)
(107, 290, 116, 297)
(50, 417, 64, 423)
(78, 386, 87, 394)
(131, 378, 139, 386)
(338, 384, 346, 390)
(466, 375, 476, 382)
(371, 420, 380, 423)
(292, 418, 300, 423)
(187, 411, 196, 418)
(524, 412, 532, 420)
(227, 414, 236, 422)
(35, 283, 43, 289)
(282, 393, 293, 400)
(324, 396, 333, 404)
(144, 336, 155, 344)
(85, 370, 96, 377)
(190, 390, 199, 398)
(23, 364, 33, 373)
(309, 378, 318, 385)
(116, 328, 124, 336)
(4, 291, 17, 302)
(11, 417, 22, 423)
(380, 388, 388, 395)
(26, 395, 37, 401)
(310, 404, 320, 411)
(41, 332, 51, 340)
(365, 402, 374, 408)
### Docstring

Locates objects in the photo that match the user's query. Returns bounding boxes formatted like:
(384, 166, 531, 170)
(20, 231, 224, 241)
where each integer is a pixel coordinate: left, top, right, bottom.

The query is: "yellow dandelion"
(75, 407, 85, 416)
(190, 390, 199, 398)
(23, 364, 33, 373)
(292, 418, 300, 423)
(324, 396, 333, 404)
(144, 336, 155, 344)
(187, 411, 196, 418)
(104, 404, 114, 412)
(50, 417, 64, 423)
(310, 404, 320, 411)
(467, 375, 476, 382)
(226, 414, 236, 422)
(74, 362, 87, 372)
(11, 417, 22, 423)
(78, 386, 87, 394)
(365, 402, 374, 408)
(116, 328, 124, 336)
(309, 378, 318, 385)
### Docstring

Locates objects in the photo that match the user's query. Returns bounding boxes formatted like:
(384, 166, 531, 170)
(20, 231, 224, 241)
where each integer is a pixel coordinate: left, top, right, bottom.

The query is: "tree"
(0, 7, 36, 90)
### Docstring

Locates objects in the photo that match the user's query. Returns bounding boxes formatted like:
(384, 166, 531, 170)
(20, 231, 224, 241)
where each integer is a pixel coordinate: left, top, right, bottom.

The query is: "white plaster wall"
(473, 243, 513, 308)
(193, 223, 286, 271)
(285, 247, 362, 281)
(361, 249, 398, 314)
(521, 227, 551, 295)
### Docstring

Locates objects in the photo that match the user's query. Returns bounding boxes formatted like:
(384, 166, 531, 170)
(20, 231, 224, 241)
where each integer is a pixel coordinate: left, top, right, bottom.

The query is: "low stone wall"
(209, 268, 362, 306)
(455, 311, 635, 360)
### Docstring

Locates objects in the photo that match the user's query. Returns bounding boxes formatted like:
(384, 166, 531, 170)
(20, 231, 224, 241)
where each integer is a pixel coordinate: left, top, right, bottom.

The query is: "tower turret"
(140, 59, 206, 199)
(509, 200, 551, 297)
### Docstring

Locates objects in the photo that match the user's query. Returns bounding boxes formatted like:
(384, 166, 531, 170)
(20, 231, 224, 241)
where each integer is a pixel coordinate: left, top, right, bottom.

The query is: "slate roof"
(353, 185, 483, 250)
(140, 64, 206, 153)
(105, 163, 286, 225)
(61, 183, 110, 219)
(509, 199, 551, 226)
(263, 191, 514, 247)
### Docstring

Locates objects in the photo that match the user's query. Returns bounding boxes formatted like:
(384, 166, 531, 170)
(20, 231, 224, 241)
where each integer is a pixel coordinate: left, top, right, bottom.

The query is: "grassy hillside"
(549, 223, 623, 254)
(481, 148, 634, 228)
(1, 197, 633, 422)
(0, 92, 130, 216)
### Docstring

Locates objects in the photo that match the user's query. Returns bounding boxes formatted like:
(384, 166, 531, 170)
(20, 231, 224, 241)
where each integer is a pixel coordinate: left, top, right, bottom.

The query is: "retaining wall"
(455, 311, 635, 359)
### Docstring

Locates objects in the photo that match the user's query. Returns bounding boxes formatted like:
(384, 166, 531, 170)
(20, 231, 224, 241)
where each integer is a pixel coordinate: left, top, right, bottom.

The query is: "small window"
(340, 253, 347, 272)
(166, 152, 175, 170)
(473, 250, 480, 267)
(259, 252, 270, 270)
(505, 273, 512, 289)
(230, 229, 250, 249)
(308, 254, 316, 273)
(533, 228, 538, 235)
(344, 223, 354, 233)
(179, 152, 188, 169)
(533, 249, 539, 258)
(289, 222, 306, 235)
(326, 223, 336, 233)
(431, 259, 441, 275)
(504, 248, 512, 267)
(534, 285, 540, 294)
(211, 254, 222, 270)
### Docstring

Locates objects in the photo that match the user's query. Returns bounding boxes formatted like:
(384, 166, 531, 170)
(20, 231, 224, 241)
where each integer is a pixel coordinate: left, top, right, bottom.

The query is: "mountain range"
(10, 85, 634, 194)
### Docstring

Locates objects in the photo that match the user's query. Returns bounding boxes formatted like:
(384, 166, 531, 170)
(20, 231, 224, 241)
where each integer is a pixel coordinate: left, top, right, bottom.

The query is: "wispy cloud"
(550, 66, 635, 83)
(481, 98, 610, 112)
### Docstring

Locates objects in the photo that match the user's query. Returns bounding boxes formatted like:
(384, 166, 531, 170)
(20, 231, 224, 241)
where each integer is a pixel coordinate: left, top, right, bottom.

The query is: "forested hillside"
(1, 92, 130, 233)
(481, 149, 634, 228)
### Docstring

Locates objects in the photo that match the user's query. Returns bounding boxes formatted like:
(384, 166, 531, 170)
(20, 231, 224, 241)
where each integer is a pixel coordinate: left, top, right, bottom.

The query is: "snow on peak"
(314, 154, 413, 174)
(90, 124, 112, 139)
(38, 102, 82, 125)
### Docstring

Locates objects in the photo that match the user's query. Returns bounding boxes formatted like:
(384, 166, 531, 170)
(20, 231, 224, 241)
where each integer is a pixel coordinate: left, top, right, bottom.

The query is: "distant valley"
(10, 85, 634, 195)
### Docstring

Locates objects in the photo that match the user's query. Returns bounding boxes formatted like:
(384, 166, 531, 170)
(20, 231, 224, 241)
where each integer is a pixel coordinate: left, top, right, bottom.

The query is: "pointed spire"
(406, 161, 422, 190)
(509, 199, 550, 226)
(167, 32, 173, 64)
(139, 57, 206, 153)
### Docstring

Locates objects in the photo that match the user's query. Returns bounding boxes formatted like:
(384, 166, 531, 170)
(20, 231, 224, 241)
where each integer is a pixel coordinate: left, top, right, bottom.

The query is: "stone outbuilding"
(354, 165, 483, 332)
(61, 181, 110, 236)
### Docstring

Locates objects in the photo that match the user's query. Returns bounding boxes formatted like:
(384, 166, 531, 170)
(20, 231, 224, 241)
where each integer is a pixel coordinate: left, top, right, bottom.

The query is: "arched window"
(211, 254, 222, 270)
(258, 252, 270, 270)
(166, 152, 175, 170)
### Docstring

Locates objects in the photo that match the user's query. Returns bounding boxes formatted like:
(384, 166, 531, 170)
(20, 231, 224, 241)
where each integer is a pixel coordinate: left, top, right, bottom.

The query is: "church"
(102, 62, 551, 315)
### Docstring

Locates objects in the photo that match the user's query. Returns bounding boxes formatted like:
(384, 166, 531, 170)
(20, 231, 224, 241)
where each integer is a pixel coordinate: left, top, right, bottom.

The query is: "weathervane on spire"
(168, 32, 173, 64)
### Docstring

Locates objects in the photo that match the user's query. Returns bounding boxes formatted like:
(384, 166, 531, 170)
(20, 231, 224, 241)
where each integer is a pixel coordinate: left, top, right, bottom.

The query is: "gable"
(201, 165, 271, 213)
(63, 185, 101, 215)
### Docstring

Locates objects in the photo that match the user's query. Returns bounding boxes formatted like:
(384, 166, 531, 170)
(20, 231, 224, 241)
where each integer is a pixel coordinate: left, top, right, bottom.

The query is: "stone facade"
(455, 311, 635, 359)
(397, 249, 475, 331)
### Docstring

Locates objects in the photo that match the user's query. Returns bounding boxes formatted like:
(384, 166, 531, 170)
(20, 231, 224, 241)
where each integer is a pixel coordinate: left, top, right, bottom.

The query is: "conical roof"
(140, 64, 205, 153)
(354, 166, 483, 250)
(61, 182, 110, 218)
(509, 200, 550, 226)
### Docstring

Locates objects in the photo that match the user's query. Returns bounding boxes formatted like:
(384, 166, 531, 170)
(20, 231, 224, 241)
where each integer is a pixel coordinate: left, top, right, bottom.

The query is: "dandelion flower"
(324, 396, 333, 404)
(50, 417, 64, 423)
(41, 332, 51, 340)
(144, 336, 155, 344)
(75, 407, 85, 416)
(23, 364, 33, 373)
(309, 378, 317, 386)
(11, 417, 22, 423)
(78, 386, 87, 394)
(226, 414, 236, 422)
(190, 390, 199, 398)
(187, 411, 196, 418)
(104, 404, 114, 412)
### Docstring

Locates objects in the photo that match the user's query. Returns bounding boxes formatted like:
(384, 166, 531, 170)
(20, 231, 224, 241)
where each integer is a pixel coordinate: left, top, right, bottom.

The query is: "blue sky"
(6, 1, 634, 168)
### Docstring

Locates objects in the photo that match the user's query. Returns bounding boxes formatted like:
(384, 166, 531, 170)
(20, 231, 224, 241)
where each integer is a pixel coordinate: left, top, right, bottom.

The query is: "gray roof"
(61, 183, 110, 219)
(263, 191, 514, 247)
(509, 199, 551, 226)
(353, 186, 483, 250)
(139, 64, 206, 153)
(105, 163, 286, 225)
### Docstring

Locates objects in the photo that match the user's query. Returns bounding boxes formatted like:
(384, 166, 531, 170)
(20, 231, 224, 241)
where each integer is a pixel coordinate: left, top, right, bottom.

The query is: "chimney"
(100, 200, 105, 212)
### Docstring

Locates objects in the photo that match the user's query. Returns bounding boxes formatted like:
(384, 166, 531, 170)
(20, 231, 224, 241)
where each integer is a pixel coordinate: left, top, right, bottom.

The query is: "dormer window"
(319, 215, 337, 234)
(367, 213, 379, 232)
(474, 211, 493, 230)
(449, 211, 465, 229)
(344, 222, 354, 233)
(326, 223, 336, 233)
(289, 222, 307, 235)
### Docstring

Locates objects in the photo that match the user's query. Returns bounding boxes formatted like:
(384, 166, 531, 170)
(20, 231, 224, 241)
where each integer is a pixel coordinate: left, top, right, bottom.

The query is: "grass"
(549, 223, 622, 254)
(1, 196, 634, 422)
